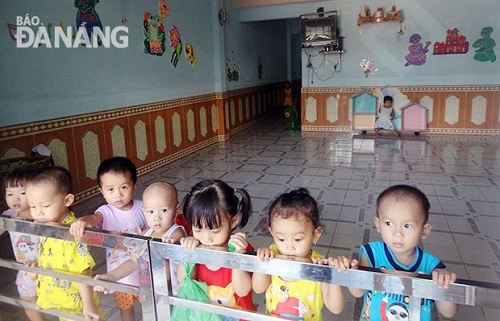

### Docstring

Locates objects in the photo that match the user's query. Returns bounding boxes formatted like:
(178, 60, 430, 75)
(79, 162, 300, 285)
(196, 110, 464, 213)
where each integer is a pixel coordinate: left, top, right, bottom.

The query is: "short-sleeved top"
(197, 264, 256, 313)
(96, 200, 147, 287)
(266, 244, 325, 321)
(144, 223, 186, 295)
(3, 209, 39, 264)
(358, 241, 446, 321)
(37, 212, 100, 314)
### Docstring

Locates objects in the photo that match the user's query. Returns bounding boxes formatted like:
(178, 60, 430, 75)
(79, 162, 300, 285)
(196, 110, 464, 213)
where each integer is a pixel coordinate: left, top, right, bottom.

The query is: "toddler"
(2, 167, 45, 321)
(25, 166, 103, 320)
(69, 156, 147, 321)
(252, 188, 345, 320)
(374, 95, 401, 138)
(346, 184, 458, 320)
(177, 179, 256, 316)
(93, 181, 186, 295)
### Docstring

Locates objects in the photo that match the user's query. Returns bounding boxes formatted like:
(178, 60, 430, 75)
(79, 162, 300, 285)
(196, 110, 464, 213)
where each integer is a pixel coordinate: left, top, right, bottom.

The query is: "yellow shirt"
(266, 244, 325, 320)
(37, 212, 103, 318)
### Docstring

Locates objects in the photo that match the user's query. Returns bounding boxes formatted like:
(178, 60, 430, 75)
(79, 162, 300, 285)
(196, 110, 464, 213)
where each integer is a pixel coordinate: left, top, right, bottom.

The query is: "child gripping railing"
(1, 216, 500, 321)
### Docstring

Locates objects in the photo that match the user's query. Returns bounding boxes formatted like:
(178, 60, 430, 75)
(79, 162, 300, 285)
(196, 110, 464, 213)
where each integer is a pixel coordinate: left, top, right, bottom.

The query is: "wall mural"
(142, 0, 197, 69)
(75, 0, 103, 46)
(169, 25, 182, 67)
(185, 43, 197, 68)
(143, 12, 166, 56)
(433, 28, 469, 55)
(404, 33, 431, 66)
(473, 26, 496, 62)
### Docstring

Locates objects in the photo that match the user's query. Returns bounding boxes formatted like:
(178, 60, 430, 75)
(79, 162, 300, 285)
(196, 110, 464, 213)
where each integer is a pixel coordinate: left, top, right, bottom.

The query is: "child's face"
(26, 181, 73, 224)
(269, 215, 322, 259)
(374, 197, 431, 259)
(383, 100, 393, 108)
(99, 171, 136, 211)
(5, 185, 30, 215)
(142, 187, 178, 233)
(192, 214, 239, 248)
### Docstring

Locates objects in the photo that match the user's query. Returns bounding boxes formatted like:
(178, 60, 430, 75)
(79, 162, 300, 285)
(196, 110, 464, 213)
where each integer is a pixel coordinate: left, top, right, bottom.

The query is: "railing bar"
(0, 258, 140, 296)
(150, 242, 500, 308)
(167, 296, 283, 321)
(0, 294, 86, 321)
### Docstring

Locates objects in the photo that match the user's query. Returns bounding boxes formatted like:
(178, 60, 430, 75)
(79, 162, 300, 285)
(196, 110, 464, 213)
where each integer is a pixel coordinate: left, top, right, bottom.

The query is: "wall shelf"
(357, 10, 402, 26)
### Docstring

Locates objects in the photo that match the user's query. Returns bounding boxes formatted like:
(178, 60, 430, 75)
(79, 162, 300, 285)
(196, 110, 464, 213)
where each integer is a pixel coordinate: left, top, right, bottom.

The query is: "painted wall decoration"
(120, 0, 127, 24)
(143, 12, 166, 56)
(405, 33, 431, 66)
(159, 0, 170, 18)
(75, 0, 103, 46)
(257, 57, 263, 79)
(185, 43, 197, 68)
(226, 51, 239, 81)
(169, 25, 182, 67)
(473, 26, 496, 62)
(433, 28, 469, 55)
(359, 58, 378, 77)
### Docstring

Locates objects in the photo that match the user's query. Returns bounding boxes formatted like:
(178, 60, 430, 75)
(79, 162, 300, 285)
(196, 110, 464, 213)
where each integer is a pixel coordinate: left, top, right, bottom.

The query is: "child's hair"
(376, 184, 430, 222)
(96, 157, 137, 187)
(268, 188, 321, 229)
(144, 181, 178, 201)
(182, 179, 251, 230)
(28, 166, 73, 195)
(3, 167, 36, 190)
(383, 95, 393, 103)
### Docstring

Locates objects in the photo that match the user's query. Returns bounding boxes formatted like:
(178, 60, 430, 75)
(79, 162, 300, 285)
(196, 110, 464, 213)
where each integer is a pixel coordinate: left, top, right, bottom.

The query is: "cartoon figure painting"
(75, 0, 103, 45)
(405, 33, 431, 66)
(473, 26, 496, 62)
(159, 0, 170, 18)
(185, 43, 198, 68)
(143, 12, 166, 56)
(433, 28, 469, 55)
(169, 25, 182, 67)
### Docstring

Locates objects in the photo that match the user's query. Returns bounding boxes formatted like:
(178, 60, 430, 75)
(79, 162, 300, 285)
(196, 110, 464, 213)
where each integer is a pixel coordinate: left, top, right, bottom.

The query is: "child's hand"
(24, 261, 38, 280)
(256, 247, 275, 262)
(162, 236, 177, 244)
(432, 269, 457, 289)
(179, 236, 200, 251)
(228, 232, 248, 253)
(93, 274, 116, 294)
(313, 256, 359, 272)
(69, 220, 90, 240)
(82, 302, 100, 320)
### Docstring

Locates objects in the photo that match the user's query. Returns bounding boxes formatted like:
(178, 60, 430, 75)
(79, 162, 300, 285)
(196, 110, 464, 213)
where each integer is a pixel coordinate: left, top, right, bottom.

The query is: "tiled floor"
(2, 117, 500, 320)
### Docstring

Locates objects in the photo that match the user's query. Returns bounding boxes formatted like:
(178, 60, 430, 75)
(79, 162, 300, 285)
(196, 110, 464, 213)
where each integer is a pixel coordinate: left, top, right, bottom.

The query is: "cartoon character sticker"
(404, 33, 431, 66)
(185, 43, 198, 68)
(169, 25, 182, 67)
(159, 0, 170, 18)
(75, 0, 103, 46)
(473, 26, 496, 62)
(143, 12, 166, 56)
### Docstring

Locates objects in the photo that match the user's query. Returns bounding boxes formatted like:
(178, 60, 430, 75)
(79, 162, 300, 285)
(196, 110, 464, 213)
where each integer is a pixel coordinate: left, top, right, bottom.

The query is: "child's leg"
(391, 130, 401, 137)
(374, 128, 379, 136)
(20, 295, 46, 321)
(120, 307, 135, 321)
(17, 271, 46, 321)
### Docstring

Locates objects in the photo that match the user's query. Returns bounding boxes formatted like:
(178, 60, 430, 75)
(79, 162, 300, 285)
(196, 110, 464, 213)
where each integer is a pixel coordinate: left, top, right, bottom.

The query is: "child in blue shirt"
(338, 184, 458, 321)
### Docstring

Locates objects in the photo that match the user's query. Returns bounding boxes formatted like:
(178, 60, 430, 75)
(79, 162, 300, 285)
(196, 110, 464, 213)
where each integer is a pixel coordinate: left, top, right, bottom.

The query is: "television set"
(300, 11, 340, 50)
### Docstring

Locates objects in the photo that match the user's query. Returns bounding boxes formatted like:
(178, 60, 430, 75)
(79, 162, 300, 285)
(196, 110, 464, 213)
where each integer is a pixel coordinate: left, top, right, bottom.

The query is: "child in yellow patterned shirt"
(26, 166, 104, 320)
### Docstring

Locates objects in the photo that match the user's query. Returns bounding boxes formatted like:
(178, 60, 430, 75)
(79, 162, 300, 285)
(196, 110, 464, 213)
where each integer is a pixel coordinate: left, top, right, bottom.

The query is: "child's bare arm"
(252, 247, 274, 294)
(432, 268, 458, 317)
(69, 212, 104, 239)
(79, 268, 100, 320)
(229, 233, 252, 297)
(93, 255, 138, 293)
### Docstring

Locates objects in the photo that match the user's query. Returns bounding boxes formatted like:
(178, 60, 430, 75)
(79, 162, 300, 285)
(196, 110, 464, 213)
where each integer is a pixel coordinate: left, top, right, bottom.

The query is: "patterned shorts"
(114, 291, 141, 310)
